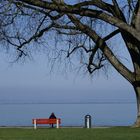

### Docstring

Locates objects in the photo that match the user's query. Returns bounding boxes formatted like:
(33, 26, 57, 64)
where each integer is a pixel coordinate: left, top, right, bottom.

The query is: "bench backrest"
(32, 118, 61, 124)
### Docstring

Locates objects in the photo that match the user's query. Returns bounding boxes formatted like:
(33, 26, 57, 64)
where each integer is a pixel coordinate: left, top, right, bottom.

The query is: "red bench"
(32, 118, 61, 129)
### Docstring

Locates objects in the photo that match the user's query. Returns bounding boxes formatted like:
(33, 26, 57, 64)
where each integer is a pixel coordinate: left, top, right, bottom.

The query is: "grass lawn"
(0, 127, 140, 140)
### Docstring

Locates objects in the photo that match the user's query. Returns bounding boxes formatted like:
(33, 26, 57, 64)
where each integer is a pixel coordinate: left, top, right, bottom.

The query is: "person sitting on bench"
(49, 112, 56, 128)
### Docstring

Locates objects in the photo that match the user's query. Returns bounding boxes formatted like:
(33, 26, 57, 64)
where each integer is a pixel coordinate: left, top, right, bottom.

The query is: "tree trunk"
(133, 85, 140, 127)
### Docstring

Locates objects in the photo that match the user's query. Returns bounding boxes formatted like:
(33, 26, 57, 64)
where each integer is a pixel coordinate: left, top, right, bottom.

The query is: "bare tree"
(1, 0, 140, 127)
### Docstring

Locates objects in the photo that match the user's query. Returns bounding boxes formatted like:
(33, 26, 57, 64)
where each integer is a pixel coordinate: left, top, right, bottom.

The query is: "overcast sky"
(0, 46, 135, 104)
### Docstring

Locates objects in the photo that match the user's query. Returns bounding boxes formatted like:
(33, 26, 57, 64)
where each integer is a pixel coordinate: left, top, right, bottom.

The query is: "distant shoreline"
(0, 101, 136, 105)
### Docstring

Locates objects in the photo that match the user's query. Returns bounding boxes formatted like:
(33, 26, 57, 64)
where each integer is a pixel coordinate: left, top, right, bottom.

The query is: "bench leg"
(34, 119, 37, 129)
(56, 119, 59, 128)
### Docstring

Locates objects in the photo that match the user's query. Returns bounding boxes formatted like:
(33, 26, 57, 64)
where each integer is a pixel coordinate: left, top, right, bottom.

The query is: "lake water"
(0, 103, 137, 127)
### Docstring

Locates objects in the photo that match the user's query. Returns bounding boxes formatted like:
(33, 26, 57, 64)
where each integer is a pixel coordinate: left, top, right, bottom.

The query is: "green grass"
(0, 127, 140, 140)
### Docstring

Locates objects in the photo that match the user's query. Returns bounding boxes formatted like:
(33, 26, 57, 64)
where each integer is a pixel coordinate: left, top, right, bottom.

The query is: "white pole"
(56, 119, 59, 128)
(34, 119, 37, 129)
(87, 117, 89, 128)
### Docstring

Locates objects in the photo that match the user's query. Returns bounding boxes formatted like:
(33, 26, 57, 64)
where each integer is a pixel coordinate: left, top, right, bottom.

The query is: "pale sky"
(0, 47, 135, 104)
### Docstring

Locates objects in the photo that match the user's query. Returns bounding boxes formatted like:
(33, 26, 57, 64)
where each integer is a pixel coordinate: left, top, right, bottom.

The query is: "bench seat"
(32, 118, 61, 129)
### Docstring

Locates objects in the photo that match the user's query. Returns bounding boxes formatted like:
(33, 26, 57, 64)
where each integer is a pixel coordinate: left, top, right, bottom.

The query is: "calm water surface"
(0, 103, 137, 126)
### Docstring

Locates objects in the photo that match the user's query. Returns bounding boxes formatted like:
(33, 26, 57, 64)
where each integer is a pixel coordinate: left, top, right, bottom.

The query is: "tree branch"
(103, 29, 120, 41)
(67, 44, 92, 58)
(74, 0, 114, 14)
(17, 23, 54, 49)
(112, 0, 126, 21)
(13, 0, 140, 42)
(68, 14, 134, 83)
(135, 1, 140, 31)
